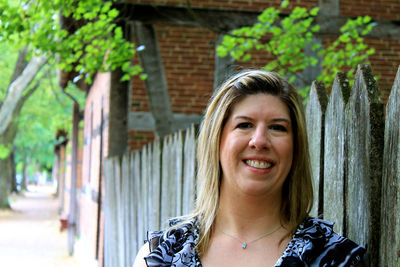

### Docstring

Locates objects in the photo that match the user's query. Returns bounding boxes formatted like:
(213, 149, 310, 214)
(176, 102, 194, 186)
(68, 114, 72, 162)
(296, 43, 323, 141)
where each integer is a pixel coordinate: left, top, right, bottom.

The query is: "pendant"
(242, 242, 247, 249)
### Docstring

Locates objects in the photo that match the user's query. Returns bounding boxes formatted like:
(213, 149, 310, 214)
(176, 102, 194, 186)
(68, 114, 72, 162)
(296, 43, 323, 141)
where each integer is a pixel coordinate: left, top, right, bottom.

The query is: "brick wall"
(129, 25, 217, 150)
(366, 38, 400, 103)
(78, 72, 110, 264)
(157, 25, 216, 114)
(129, 17, 399, 149)
(341, 0, 400, 20)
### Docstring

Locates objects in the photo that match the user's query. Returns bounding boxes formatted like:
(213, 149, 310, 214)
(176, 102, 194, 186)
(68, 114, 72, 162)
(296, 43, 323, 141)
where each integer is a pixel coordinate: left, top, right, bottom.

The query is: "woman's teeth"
(245, 160, 272, 169)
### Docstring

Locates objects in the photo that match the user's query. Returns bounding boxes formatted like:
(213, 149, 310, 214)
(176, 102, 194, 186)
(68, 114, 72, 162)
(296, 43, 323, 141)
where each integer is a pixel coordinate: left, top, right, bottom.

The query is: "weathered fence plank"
(323, 73, 350, 235)
(133, 151, 142, 251)
(129, 151, 138, 259)
(174, 131, 184, 216)
(345, 65, 384, 267)
(115, 156, 125, 267)
(121, 153, 131, 267)
(150, 138, 161, 231)
(182, 124, 197, 215)
(103, 159, 113, 267)
(104, 157, 119, 267)
(380, 66, 400, 266)
(138, 147, 147, 248)
(161, 136, 173, 227)
(142, 145, 150, 237)
(145, 144, 154, 232)
(305, 81, 328, 217)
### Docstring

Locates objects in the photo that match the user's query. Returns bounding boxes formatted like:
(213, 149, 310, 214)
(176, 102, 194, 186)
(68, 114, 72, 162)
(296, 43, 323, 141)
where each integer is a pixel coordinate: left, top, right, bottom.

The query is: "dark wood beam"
(134, 22, 175, 137)
(115, 3, 400, 39)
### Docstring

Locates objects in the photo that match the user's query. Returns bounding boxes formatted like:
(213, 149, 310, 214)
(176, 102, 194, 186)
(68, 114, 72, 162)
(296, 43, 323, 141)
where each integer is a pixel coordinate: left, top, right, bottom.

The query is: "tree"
(13, 70, 85, 191)
(0, 46, 46, 207)
(0, 0, 143, 208)
(217, 0, 375, 96)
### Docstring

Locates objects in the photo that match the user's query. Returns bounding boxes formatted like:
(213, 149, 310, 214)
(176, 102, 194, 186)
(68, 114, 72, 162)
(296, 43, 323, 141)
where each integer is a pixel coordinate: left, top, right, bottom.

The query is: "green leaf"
(281, 0, 290, 8)
(139, 73, 148, 80)
(121, 74, 131, 81)
(309, 7, 319, 16)
(0, 144, 10, 159)
(339, 34, 351, 43)
(311, 25, 320, 32)
(108, 9, 119, 18)
(363, 16, 371, 24)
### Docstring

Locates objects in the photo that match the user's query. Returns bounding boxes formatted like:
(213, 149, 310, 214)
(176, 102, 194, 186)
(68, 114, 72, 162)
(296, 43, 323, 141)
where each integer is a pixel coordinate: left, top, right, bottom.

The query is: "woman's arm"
(132, 243, 150, 267)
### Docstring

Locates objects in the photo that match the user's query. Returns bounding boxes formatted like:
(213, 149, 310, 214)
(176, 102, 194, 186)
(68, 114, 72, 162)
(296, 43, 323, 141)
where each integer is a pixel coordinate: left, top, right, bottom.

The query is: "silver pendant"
(242, 242, 247, 249)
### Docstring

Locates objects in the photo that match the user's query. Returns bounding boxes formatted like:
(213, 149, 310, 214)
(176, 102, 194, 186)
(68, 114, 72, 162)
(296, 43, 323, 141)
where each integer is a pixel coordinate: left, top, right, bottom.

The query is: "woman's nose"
(249, 127, 271, 150)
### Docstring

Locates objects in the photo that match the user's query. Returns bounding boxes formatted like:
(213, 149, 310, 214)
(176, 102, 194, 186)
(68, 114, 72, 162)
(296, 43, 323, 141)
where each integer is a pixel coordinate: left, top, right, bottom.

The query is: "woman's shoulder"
(144, 217, 201, 266)
(277, 217, 365, 266)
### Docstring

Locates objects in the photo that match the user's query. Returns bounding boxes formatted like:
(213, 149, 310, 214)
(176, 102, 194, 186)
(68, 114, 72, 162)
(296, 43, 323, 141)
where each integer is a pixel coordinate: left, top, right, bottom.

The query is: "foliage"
(0, 144, 10, 159)
(0, 0, 144, 84)
(0, 44, 17, 94)
(13, 67, 85, 173)
(217, 0, 375, 96)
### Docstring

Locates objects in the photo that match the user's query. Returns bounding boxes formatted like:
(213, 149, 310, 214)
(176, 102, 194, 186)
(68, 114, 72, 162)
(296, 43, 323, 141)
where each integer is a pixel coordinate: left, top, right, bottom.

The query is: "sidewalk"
(0, 184, 78, 267)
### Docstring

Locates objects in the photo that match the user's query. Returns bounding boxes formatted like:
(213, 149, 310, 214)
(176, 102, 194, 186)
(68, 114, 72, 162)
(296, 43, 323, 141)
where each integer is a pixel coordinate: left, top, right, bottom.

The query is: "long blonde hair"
(192, 70, 313, 255)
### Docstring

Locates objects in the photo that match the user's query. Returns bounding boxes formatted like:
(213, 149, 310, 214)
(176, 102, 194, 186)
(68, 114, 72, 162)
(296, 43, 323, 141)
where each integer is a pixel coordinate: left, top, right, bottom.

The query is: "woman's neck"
(216, 187, 283, 238)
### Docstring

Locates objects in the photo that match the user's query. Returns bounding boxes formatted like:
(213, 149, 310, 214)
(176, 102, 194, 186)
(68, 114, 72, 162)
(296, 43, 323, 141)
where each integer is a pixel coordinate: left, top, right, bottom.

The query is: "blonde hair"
(192, 69, 313, 255)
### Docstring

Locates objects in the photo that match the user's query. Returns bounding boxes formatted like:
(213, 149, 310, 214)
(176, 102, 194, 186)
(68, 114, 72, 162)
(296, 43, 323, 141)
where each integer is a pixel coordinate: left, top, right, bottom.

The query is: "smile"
(245, 160, 272, 169)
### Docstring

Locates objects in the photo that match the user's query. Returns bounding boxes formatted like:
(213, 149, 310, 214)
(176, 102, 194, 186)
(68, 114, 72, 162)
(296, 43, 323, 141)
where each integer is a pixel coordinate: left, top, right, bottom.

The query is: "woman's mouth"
(245, 160, 272, 169)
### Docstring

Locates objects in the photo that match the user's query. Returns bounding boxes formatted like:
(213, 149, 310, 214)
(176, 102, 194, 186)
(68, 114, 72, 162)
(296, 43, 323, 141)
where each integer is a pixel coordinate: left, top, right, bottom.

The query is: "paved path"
(0, 185, 78, 267)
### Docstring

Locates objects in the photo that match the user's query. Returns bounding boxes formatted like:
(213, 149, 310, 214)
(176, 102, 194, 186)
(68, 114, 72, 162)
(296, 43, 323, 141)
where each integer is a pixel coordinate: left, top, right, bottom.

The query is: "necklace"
(218, 225, 282, 249)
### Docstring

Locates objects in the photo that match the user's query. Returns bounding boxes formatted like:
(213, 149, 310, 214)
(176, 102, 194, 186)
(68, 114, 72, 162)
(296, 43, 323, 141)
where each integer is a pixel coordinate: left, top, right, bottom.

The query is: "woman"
(134, 70, 365, 266)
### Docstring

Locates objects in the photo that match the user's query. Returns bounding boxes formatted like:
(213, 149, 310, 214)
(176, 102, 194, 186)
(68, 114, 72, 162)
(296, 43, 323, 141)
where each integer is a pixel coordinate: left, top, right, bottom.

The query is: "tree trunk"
(0, 158, 11, 209)
(9, 150, 17, 193)
(0, 122, 18, 208)
(21, 158, 28, 191)
(0, 48, 47, 208)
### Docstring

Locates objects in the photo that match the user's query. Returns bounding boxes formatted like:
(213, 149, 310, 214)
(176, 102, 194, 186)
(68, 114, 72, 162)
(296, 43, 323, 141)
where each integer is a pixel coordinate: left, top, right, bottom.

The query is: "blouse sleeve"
(276, 218, 365, 267)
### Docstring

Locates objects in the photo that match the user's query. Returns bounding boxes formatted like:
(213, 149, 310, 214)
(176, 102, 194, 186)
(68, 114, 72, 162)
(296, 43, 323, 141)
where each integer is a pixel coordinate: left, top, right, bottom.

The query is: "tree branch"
(0, 54, 48, 135)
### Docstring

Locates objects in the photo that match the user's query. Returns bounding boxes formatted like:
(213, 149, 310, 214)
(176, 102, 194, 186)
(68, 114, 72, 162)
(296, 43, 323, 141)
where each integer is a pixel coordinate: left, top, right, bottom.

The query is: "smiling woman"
(133, 70, 366, 267)
(219, 94, 293, 199)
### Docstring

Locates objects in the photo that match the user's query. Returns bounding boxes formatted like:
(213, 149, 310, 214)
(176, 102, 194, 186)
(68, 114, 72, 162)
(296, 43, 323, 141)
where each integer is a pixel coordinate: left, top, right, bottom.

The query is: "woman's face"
(219, 93, 293, 197)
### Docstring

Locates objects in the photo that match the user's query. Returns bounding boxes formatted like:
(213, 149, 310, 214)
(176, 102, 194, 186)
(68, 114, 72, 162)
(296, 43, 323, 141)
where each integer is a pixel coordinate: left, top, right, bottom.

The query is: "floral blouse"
(144, 217, 365, 266)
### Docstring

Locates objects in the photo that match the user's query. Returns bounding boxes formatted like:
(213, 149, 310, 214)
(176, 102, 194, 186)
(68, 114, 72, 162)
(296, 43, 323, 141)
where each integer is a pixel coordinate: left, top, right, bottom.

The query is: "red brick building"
(63, 0, 400, 266)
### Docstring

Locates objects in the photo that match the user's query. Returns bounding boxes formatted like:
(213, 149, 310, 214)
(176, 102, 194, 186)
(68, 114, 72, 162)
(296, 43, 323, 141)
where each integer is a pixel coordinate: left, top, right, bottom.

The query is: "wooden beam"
(115, 4, 400, 39)
(134, 22, 175, 137)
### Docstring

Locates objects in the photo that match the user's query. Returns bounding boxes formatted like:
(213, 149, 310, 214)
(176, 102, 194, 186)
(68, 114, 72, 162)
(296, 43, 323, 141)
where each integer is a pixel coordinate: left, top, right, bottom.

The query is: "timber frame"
(110, 2, 400, 137)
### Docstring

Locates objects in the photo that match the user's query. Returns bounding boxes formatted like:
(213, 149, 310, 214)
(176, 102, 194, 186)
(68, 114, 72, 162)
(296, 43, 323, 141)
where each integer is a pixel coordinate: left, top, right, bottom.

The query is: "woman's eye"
(237, 122, 252, 129)
(269, 124, 287, 132)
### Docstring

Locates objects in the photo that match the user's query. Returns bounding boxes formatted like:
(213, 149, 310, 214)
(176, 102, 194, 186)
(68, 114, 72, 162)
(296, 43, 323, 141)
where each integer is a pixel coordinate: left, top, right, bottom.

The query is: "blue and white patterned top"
(144, 217, 365, 266)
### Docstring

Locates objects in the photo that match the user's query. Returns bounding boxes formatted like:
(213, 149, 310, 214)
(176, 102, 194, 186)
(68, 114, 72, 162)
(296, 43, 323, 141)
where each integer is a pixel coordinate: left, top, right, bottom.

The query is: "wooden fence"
(104, 65, 400, 267)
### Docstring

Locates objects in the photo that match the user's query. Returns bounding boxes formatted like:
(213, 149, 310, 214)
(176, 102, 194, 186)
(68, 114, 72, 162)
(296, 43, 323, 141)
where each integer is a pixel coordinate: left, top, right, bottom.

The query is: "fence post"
(182, 124, 197, 215)
(133, 151, 142, 253)
(305, 81, 328, 217)
(129, 151, 138, 258)
(161, 135, 174, 228)
(103, 157, 119, 267)
(174, 131, 184, 216)
(150, 138, 161, 231)
(145, 143, 154, 232)
(121, 153, 131, 267)
(139, 146, 149, 241)
(380, 66, 400, 266)
(345, 64, 384, 267)
(323, 73, 350, 235)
